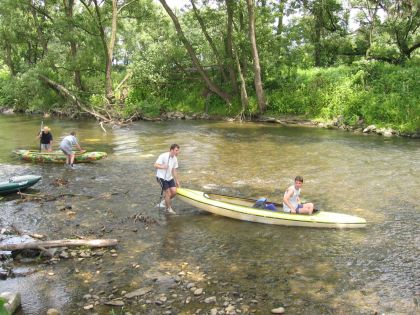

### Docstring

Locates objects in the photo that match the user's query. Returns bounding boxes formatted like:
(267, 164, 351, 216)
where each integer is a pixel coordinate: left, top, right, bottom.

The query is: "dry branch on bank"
(17, 191, 95, 202)
(38, 74, 138, 125)
(0, 239, 118, 251)
(10, 224, 45, 240)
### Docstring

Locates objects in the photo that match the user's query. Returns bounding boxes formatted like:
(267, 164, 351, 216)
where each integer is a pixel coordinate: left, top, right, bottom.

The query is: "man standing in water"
(59, 131, 84, 169)
(37, 126, 53, 151)
(154, 144, 180, 214)
(283, 176, 314, 214)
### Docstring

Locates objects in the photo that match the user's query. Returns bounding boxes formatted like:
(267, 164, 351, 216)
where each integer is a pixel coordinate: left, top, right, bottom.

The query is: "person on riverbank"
(59, 131, 84, 169)
(37, 126, 53, 151)
(283, 176, 314, 214)
(154, 144, 180, 214)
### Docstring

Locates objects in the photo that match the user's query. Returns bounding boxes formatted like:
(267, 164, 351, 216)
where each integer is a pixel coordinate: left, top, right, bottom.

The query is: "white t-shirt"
(60, 135, 78, 151)
(155, 152, 178, 181)
(283, 185, 300, 213)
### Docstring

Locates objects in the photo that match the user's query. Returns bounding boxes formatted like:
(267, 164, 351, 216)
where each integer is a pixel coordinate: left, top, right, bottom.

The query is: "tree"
(159, 0, 232, 105)
(246, 0, 266, 113)
(380, 0, 420, 61)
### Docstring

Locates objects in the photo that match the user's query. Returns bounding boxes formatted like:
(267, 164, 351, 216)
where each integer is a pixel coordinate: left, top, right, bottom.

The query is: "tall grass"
(266, 61, 420, 132)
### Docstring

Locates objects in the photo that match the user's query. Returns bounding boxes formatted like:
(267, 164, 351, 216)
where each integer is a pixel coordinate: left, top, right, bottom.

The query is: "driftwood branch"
(10, 224, 45, 240)
(0, 239, 118, 251)
(38, 74, 135, 125)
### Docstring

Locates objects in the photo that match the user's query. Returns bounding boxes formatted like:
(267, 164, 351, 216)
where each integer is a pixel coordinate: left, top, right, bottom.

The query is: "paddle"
(208, 191, 320, 213)
(39, 120, 43, 152)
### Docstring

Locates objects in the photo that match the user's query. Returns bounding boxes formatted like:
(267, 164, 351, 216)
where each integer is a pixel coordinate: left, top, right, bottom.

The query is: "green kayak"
(13, 149, 107, 163)
(0, 175, 42, 195)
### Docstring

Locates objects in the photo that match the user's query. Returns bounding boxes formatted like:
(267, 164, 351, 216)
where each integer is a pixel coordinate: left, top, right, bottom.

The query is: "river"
(0, 114, 419, 314)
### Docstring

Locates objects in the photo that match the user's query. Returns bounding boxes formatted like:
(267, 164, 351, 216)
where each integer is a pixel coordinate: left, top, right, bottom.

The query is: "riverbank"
(1, 108, 419, 139)
(156, 111, 420, 138)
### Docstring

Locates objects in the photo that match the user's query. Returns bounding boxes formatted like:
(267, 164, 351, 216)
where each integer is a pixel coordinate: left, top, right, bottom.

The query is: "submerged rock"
(363, 125, 376, 133)
(271, 306, 285, 314)
(124, 287, 152, 299)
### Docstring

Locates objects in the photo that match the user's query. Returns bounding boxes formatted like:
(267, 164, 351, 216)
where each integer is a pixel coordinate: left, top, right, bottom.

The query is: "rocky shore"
(1, 229, 287, 314)
(1, 107, 418, 138)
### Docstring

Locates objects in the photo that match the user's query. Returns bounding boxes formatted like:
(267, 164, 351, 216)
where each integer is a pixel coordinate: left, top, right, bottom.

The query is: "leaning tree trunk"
(39, 74, 110, 122)
(159, 0, 232, 105)
(190, 0, 229, 84)
(246, 0, 266, 114)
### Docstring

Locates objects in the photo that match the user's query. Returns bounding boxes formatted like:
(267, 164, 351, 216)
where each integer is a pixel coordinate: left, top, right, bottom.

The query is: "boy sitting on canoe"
(283, 176, 314, 214)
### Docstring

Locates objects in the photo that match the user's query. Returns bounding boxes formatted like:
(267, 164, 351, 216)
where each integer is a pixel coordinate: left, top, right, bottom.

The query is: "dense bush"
(266, 61, 420, 132)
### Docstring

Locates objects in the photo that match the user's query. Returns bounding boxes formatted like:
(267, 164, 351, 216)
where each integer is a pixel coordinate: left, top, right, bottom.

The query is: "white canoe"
(177, 188, 366, 229)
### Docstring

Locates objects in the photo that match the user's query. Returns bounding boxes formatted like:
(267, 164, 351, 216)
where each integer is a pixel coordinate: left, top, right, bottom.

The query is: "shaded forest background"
(0, 0, 418, 132)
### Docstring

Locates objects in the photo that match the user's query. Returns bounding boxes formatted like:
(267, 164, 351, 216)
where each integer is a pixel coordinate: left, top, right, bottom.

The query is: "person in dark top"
(37, 126, 53, 151)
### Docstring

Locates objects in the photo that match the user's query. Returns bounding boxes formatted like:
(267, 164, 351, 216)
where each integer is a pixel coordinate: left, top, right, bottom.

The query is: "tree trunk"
(246, 0, 266, 113)
(39, 74, 110, 122)
(276, 0, 286, 36)
(5, 42, 15, 76)
(107, 0, 118, 101)
(190, 0, 229, 84)
(63, 0, 84, 91)
(225, 0, 239, 96)
(313, 1, 322, 67)
(234, 48, 249, 117)
(0, 239, 118, 251)
(363, 1, 379, 59)
(91, 0, 116, 103)
(30, 0, 48, 59)
(159, 0, 232, 105)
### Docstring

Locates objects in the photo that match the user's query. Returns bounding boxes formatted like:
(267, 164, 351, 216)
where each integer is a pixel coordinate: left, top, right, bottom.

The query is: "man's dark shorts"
(157, 177, 176, 190)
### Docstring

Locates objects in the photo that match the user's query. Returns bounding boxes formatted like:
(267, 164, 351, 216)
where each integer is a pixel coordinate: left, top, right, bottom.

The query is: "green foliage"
(0, 297, 10, 315)
(0, 0, 418, 134)
(0, 68, 61, 112)
(266, 61, 420, 132)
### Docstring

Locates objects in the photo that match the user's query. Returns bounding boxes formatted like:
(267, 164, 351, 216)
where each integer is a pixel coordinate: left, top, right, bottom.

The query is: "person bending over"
(59, 131, 84, 169)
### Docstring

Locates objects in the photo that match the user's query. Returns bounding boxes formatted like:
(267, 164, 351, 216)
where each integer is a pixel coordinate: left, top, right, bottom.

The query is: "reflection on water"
(0, 115, 419, 314)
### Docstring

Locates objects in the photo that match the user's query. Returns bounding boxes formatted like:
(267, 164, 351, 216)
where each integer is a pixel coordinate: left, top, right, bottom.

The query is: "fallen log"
(0, 239, 118, 251)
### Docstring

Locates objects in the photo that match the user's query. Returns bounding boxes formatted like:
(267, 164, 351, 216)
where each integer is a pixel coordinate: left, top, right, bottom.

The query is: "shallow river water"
(0, 114, 419, 314)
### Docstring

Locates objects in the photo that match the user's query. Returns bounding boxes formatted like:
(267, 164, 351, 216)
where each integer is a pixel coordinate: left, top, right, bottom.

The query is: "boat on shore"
(13, 150, 107, 163)
(0, 175, 42, 195)
(177, 188, 367, 229)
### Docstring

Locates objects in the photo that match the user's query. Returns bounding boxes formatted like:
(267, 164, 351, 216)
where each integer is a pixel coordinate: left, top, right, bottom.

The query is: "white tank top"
(283, 185, 300, 213)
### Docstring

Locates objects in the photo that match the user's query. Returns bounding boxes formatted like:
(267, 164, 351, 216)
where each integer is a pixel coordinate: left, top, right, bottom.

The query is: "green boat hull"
(13, 150, 107, 163)
(0, 175, 42, 195)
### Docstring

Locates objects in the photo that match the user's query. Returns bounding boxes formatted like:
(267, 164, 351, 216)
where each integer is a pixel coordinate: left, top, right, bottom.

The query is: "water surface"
(0, 115, 419, 314)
